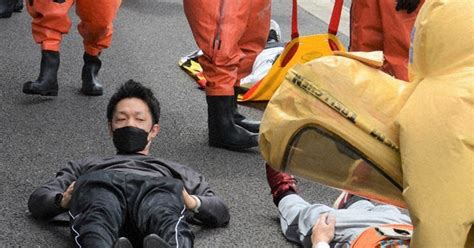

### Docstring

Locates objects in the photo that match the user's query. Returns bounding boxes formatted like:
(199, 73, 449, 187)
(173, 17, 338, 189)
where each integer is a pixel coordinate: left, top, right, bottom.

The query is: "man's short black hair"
(107, 80, 161, 124)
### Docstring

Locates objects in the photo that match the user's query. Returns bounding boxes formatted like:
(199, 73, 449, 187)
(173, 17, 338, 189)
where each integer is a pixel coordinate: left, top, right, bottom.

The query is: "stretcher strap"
(291, 0, 344, 38)
(328, 0, 344, 35)
(291, 0, 299, 39)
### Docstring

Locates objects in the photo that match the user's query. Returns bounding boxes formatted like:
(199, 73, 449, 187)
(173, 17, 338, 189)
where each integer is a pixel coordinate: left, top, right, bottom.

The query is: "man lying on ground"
(265, 164, 413, 248)
(28, 80, 230, 248)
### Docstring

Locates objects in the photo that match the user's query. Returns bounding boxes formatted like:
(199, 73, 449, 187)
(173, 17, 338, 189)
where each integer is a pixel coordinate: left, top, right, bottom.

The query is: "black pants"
(69, 170, 194, 248)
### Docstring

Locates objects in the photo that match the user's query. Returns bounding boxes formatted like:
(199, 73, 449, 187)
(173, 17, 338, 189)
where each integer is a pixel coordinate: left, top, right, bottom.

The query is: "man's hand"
(60, 181, 75, 209)
(311, 213, 336, 245)
(182, 189, 198, 210)
(396, 0, 420, 14)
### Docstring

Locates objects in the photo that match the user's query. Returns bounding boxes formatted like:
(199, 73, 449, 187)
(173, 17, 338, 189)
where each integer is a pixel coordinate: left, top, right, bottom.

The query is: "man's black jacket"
(28, 154, 230, 228)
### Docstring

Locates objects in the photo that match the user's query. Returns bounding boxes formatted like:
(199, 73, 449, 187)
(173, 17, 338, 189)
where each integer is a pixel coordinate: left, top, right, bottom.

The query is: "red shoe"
(265, 164, 297, 205)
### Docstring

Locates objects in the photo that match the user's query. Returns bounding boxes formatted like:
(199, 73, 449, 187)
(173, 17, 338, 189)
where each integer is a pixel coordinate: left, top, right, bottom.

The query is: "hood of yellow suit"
(409, 0, 474, 83)
(397, 1, 474, 246)
(259, 0, 474, 212)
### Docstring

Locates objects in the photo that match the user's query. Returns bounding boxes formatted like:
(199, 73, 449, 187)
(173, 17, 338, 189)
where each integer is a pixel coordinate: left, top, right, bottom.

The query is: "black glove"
(396, 0, 420, 14)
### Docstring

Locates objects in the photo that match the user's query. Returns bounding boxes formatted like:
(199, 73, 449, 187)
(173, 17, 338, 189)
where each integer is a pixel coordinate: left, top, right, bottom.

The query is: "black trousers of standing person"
(68, 170, 194, 248)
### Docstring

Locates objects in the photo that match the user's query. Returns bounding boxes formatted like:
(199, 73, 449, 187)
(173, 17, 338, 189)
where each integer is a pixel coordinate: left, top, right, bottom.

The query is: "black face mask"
(113, 126, 149, 154)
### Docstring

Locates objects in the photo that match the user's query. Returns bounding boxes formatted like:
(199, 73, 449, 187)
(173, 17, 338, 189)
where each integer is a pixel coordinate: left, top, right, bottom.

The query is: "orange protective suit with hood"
(183, 0, 271, 96)
(350, 0, 424, 81)
(26, 0, 121, 56)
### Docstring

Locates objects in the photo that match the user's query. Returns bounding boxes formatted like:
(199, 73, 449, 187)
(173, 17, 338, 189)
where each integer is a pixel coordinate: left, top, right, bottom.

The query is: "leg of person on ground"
(266, 164, 411, 247)
(75, 0, 121, 96)
(279, 193, 412, 247)
(278, 194, 334, 247)
(133, 177, 194, 248)
(68, 171, 127, 247)
(23, 0, 74, 96)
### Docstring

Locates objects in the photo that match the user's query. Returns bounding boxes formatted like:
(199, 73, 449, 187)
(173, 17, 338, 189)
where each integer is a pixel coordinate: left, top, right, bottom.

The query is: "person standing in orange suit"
(350, 0, 424, 81)
(23, 0, 121, 96)
(183, 0, 271, 151)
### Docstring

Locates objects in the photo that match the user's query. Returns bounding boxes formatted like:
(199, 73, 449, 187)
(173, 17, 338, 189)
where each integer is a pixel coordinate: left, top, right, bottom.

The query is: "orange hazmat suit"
(350, 0, 424, 81)
(26, 0, 121, 56)
(184, 0, 271, 96)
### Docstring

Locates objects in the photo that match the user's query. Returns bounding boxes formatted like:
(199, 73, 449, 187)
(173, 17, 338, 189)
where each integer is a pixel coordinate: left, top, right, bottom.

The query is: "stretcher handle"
(291, 0, 344, 38)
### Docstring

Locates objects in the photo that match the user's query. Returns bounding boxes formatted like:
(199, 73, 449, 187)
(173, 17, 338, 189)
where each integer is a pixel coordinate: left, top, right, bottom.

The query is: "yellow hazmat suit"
(259, 0, 473, 246)
(397, 1, 474, 246)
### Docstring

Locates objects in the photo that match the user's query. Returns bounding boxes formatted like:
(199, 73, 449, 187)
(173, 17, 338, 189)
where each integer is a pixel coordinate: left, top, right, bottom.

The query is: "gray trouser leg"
(278, 194, 411, 247)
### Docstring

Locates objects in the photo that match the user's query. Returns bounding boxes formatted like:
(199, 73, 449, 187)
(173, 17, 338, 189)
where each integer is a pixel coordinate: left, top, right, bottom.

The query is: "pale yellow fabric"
(397, 1, 474, 246)
(260, 56, 411, 208)
(260, 0, 474, 246)
(333, 51, 384, 68)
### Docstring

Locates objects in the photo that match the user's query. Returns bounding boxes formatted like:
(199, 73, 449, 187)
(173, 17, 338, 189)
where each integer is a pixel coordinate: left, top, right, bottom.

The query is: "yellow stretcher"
(260, 1, 474, 246)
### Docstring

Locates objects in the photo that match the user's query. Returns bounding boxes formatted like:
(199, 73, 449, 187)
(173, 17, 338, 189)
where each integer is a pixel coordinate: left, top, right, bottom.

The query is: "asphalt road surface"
(0, 1, 349, 247)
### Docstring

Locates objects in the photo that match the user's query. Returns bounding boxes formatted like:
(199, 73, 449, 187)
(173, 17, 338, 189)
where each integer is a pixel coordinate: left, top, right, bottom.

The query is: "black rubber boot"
(81, 52, 103, 96)
(207, 95, 259, 151)
(13, 0, 22, 12)
(113, 237, 133, 248)
(233, 94, 260, 133)
(143, 234, 172, 248)
(0, 0, 15, 18)
(23, 50, 59, 96)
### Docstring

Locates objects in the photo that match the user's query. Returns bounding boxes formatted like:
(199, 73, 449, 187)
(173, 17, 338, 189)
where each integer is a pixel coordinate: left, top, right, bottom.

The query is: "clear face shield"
(262, 62, 408, 208)
(282, 124, 406, 208)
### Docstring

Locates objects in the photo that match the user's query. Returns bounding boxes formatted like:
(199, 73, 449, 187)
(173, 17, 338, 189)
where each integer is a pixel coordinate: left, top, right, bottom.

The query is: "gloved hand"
(396, 0, 420, 14)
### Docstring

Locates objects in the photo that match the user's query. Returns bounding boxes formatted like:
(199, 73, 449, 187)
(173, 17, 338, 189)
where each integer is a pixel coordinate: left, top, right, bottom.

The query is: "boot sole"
(0, 13, 13, 18)
(209, 140, 258, 151)
(235, 123, 259, 134)
(80, 88, 103, 96)
(81, 90, 103, 96)
(22, 88, 58, 96)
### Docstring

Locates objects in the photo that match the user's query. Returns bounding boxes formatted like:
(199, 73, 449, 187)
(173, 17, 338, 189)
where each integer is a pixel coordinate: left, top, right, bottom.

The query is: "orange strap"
(291, 0, 344, 38)
(291, 0, 299, 39)
(328, 0, 344, 35)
